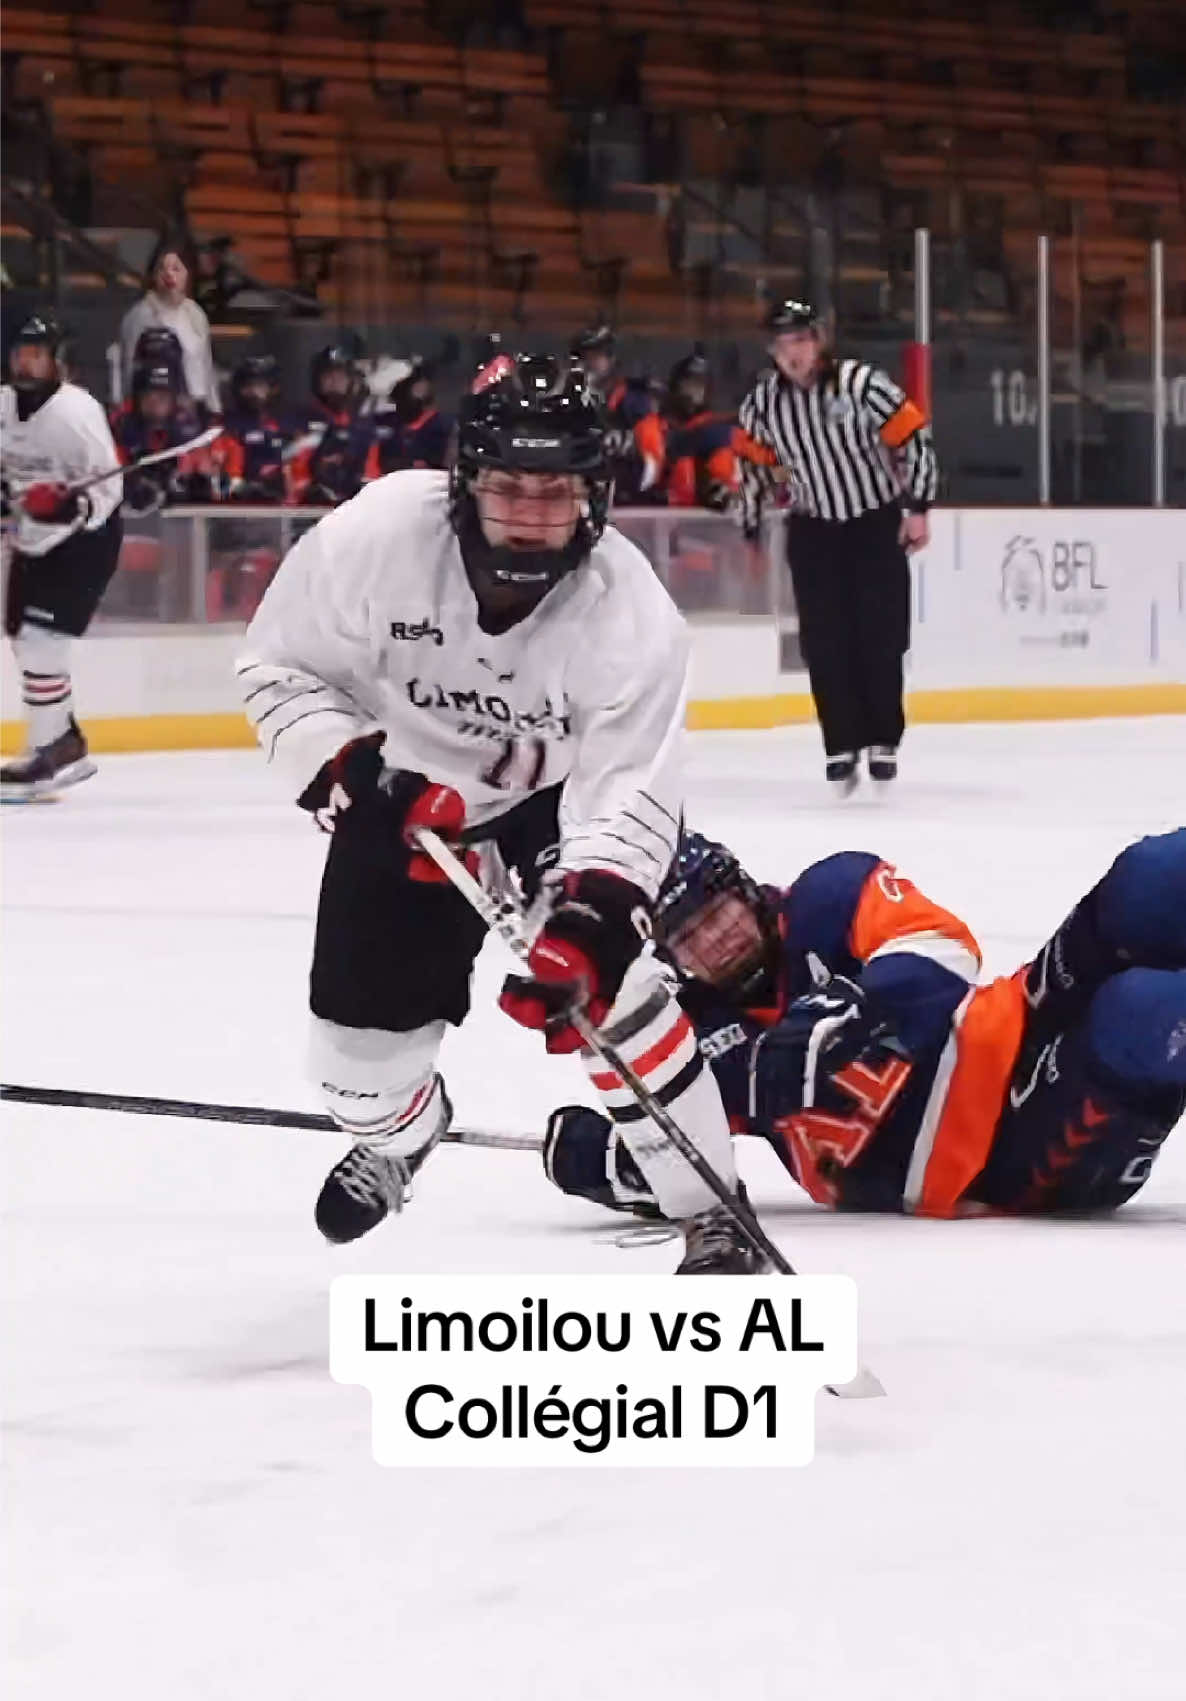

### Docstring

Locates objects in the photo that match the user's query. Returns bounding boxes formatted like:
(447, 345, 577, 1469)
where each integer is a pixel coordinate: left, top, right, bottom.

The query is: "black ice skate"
(0, 718, 96, 803)
(867, 745, 898, 784)
(676, 1190, 773, 1275)
(825, 752, 859, 798)
(315, 1082, 451, 1244)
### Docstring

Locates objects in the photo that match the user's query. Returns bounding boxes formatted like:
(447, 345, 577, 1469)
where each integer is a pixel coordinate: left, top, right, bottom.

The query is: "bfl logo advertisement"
(330, 1275, 858, 1466)
(999, 535, 1108, 621)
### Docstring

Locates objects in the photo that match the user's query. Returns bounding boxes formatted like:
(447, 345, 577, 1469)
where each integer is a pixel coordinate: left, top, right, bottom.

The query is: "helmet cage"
(654, 834, 779, 1001)
(449, 355, 612, 591)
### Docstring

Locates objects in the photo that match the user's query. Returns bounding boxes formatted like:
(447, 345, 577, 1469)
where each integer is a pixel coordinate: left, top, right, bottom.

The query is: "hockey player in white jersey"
(239, 352, 767, 1273)
(1, 310, 123, 800)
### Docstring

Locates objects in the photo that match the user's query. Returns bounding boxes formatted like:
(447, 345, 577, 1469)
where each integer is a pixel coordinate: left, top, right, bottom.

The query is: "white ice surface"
(4, 719, 1186, 1701)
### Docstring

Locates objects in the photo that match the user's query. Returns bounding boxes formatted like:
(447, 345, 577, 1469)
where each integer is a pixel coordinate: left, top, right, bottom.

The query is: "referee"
(739, 299, 937, 794)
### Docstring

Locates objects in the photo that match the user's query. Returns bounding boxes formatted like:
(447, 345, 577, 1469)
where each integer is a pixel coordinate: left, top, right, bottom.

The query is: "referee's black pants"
(787, 501, 911, 759)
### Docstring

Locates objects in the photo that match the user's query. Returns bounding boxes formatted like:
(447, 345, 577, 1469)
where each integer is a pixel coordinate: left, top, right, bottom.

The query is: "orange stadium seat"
(5, 0, 1181, 335)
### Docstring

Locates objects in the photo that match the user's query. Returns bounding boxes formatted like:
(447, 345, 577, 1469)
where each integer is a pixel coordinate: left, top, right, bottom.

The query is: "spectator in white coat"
(120, 240, 220, 416)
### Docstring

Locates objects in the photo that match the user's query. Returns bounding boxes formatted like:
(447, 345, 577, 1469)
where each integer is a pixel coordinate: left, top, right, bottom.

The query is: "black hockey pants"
(310, 784, 562, 1033)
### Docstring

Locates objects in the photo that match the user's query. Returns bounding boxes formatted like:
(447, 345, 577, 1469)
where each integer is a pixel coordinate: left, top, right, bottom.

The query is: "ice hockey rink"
(4, 716, 1185, 1701)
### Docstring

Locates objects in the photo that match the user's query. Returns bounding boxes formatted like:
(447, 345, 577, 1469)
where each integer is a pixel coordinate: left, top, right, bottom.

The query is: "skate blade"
(1, 757, 97, 803)
(598, 1222, 681, 1249)
(825, 1365, 886, 1400)
(51, 757, 98, 791)
(0, 788, 63, 805)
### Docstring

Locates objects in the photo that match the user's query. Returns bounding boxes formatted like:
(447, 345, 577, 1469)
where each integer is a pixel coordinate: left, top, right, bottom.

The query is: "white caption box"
(330, 1275, 859, 1467)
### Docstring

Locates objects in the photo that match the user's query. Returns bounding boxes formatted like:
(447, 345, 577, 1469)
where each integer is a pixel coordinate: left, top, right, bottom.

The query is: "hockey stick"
(0, 1081, 541, 1152)
(280, 431, 323, 465)
(66, 426, 224, 497)
(414, 827, 884, 1399)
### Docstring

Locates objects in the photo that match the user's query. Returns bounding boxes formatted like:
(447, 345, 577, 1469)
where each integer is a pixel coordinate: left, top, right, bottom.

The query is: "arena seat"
(12, 0, 1183, 336)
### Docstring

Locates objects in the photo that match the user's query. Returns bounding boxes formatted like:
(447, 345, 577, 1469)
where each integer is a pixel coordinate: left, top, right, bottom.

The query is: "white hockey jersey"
(238, 469, 689, 899)
(0, 382, 122, 556)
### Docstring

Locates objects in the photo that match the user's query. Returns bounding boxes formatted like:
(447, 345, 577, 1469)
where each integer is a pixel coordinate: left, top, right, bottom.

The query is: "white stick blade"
(826, 1365, 887, 1400)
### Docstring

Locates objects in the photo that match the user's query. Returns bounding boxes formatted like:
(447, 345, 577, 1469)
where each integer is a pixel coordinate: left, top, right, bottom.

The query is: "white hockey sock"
(14, 627, 74, 748)
(585, 958, 738, 1220)
(309, 1016, 448, 1155)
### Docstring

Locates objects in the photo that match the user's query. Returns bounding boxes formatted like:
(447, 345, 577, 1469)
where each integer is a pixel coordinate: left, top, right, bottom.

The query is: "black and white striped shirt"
(739, 358, 938, 523)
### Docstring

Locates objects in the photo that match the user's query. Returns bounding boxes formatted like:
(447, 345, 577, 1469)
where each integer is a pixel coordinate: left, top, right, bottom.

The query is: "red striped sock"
(22, 670, 73, 748)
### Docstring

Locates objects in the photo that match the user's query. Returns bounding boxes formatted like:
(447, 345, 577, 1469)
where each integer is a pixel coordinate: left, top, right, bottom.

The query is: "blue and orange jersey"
(213, 410, 293, 501)
(681, 851, 1026, 1216)
(373, 406, 454, 476)
(289, 402, 380, 504)
(110, 401, 216, 502)
(662, 413, 741, 508)
(110, 399, 203, 463)
(604, 375, 656, 430)
(636, 414, 778, 510)
(601, 375, 659, 503)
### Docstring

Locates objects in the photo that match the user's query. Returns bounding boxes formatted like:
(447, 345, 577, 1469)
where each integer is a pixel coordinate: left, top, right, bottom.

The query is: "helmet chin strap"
(454, 492, 590, 607)
(482, 535, 585, 585)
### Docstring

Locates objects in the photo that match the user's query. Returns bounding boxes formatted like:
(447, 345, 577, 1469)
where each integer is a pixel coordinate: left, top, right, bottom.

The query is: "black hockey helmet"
(311, 342, 358, 402)
(232, 353, 280, 408)
(133, 326, 184, 369)
(449, 353, 611, 594)
(766, 297, 820, 335)
(132, 362, 179, 411)
(9, 308, 68, 396)
(654, 830, 780, 1002)
(570, 323, 616, 362)
(12, 307, 67, 360)
(667, 350, 711, 417)
(390, 357, 434, 422)
(132, 327, 186, 397)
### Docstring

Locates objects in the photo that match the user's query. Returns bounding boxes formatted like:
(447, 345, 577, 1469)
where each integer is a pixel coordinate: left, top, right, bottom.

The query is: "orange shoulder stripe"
(879, 398, 927, 448)
(848, 863, 981, 968)
(914, 972, 1028, 1216)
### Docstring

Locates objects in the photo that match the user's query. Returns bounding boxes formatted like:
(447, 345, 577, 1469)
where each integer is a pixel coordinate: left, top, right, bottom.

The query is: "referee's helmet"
(765, 298, 820, 334)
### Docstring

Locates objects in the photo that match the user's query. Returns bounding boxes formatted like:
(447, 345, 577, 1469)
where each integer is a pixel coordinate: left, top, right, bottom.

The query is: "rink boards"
(2, 506, 1184, 751)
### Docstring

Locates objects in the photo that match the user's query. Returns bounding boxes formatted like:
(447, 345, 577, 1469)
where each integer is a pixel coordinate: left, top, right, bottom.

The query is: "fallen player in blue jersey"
(545, 828, 1186, 1218)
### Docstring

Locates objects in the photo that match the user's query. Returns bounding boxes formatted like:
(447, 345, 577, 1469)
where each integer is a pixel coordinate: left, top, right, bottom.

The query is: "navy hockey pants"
(971, 830, 1186, 1212)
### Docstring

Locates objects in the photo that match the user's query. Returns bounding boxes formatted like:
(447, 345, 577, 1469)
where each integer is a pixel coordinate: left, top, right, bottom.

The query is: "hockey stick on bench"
(412, 826, 886, 1401)
(65, 425, 225, 497)
(0, 1081, 541, 1152)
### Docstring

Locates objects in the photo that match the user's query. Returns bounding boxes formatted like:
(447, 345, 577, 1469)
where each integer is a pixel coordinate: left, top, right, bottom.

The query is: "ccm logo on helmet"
(510, 436, 562, 450)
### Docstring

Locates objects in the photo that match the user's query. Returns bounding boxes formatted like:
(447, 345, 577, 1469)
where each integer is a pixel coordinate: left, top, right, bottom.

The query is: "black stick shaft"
(0, 1082, 541, 1151)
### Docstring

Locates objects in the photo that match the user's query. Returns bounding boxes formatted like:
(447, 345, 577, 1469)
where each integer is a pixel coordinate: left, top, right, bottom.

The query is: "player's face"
(675, 377, 707, 413)
(318, 369, 351, 404)
(474, 469, 584, 551)
(154, 252, 189, 298)
(663, 891, 766, 992)
(9, 345, 56, 388)
(240, 380, 271, 411)
(771, 329, 820, 386)
(581, 351, 614, 387)
(140, 389, 175, 424)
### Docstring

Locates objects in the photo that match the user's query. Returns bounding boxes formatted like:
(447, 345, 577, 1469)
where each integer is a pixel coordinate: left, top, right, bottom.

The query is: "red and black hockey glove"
(297, 732, 466, 882)
(498, 870, 651, 1054)
(22, 482, 83, 525)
